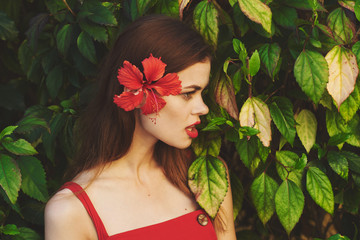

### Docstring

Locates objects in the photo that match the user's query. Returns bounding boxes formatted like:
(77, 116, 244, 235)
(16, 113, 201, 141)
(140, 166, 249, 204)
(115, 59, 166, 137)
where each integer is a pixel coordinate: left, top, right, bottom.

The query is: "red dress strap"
(61, 182, 109, 240)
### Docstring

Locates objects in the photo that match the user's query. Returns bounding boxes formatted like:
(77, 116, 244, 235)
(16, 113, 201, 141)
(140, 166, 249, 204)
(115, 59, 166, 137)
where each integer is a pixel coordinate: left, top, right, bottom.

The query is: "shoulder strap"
(61, 182, 109, 240)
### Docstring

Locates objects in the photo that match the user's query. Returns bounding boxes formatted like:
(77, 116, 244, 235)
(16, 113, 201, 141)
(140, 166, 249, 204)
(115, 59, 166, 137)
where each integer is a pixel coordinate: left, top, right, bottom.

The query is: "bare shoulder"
(44, 188, 95, 240)
(45, 188, 80, 221)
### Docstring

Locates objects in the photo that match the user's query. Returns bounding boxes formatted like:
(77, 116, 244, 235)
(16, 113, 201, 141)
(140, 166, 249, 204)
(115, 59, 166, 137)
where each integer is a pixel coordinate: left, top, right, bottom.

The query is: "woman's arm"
(44, 189, 95, 240)
(214, 159, 237, 240)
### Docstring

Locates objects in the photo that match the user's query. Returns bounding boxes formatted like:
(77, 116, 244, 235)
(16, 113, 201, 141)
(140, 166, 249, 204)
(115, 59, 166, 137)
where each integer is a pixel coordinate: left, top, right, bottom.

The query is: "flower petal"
(113, 90, 144, 111)
(142, 54, 166, 83)
(117, 61, 143, 90)
(150, 73, 182, 96)
(141, 89, 166, 115)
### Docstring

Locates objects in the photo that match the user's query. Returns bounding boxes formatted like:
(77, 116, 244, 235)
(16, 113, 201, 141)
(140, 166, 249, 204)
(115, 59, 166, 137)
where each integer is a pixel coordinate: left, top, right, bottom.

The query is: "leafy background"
(0, 0, 360, 239)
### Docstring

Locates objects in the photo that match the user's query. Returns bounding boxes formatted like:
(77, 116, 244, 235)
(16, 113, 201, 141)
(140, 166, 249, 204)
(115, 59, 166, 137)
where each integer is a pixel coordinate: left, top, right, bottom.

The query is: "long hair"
(68, 15, 212, 195)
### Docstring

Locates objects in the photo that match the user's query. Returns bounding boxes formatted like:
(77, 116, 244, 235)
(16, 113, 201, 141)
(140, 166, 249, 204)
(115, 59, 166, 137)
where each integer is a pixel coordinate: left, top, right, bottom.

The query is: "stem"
(247, 57, 252, 98)
(63, 0, 76, 16)
(270, 153, 292, 176)
(263, 155, 273, 173)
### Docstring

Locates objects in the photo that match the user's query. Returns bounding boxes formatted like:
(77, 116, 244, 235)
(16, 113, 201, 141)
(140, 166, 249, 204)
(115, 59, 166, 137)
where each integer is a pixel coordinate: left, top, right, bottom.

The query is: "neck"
(104, 115, 160, 182)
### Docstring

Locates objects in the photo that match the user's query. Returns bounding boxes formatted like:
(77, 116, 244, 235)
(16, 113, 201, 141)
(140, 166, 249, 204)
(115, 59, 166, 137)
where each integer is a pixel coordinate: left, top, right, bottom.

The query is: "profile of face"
(137, 59, 211, 149)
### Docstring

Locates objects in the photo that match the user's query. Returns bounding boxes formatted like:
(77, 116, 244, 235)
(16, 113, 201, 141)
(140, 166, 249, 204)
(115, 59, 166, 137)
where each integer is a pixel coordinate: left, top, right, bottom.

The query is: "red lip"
(185, 121, 201, 138)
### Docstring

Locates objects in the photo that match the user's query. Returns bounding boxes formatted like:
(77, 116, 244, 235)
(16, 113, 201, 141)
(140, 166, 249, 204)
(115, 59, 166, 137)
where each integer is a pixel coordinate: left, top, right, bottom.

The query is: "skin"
(44, 60, 236, 240)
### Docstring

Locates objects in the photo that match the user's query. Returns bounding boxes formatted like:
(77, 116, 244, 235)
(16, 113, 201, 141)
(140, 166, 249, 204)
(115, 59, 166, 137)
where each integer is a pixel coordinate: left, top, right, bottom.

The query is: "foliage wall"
(0, 0, 359, 239)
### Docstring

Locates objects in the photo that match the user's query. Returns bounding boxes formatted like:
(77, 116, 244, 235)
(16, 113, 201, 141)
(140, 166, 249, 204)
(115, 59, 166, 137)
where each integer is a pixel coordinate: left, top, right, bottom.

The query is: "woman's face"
(137, 60, 210, 149)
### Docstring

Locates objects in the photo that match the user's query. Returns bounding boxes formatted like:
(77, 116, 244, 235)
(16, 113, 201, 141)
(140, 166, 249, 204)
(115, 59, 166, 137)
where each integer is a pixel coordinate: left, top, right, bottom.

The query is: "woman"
(45, 15, 236, 240)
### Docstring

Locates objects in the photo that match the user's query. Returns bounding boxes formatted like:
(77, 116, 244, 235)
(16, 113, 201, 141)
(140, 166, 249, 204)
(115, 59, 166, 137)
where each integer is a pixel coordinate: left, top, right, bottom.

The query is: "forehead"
(177, 60, 211, 88)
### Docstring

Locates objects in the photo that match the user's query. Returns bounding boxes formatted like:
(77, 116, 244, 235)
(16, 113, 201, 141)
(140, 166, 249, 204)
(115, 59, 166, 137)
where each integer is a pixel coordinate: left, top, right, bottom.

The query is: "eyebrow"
(183, 85, 204, 90)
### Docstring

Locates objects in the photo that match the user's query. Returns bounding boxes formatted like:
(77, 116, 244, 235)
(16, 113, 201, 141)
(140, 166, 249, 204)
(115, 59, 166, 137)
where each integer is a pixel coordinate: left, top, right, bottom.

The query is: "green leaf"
(239, 126, 260, 137)
(294, 153, 307, 170)
(193, 1, 219, 47)
(232, 38, 241, 55)
(325, 46, 358, 109)
(269, 97, 296, 145)
(192, 133, 221, 157)
(18, 40, 33, 74)
(328, 234, 351, 240)
(12, 227, 41, 240)
(339, 81, 360, 122)
(355, 0, 360, 22)
(327, 133, 351, 146)
(202, 117, 227, 131)
(16, 116, 49, 134)
(137, 0, 157, 16)
(154, 0, 179, 17)
(77, 31, 97, 64)
(326, 109, 360, 147)
(42, 113, 66, 162)
(306, 167, 334, 214)
(188, 156, 228, 218)
(0, 11, 18, 40)
(258, 43, 281, 80)
(56, 24, 74, 56)
(250, 172, 279, 225)
(2, 138, 38, 155)
(283, 0, 326, 10)
(2, 224, 20, 235)
(328, 151, 349, 180)
(235, 136, 257, 168)
(352, 41, 360, 65)
(343, 185, 360, 213)
(17, 156, 48, 202)
(0, 126, 17, 140)
(239, 97, 272, 147)
(293, 50, 329, 104)
(343, 115, 360, 147)
(79, 20, 108, 42)
(353, 172, 360, 188)
(327, 8, 354, 44)
(46, 65, 63, 99)
(249, 50, 260, 76)
(272, 6, 297, 28)
(276, 151, 303, 187)
(80, 0, 117, 26)
(25, 13, 49, 50)
(0, 154, 21, 204)
(310, 38, 322, 48)
(275, 179, 304, 235)
(237, 0, 272, 34)
(230, 172, 244, 220)
(295, 109, 317, 153)
(340, 151, 360, 174)
(257, 139, 270, 162)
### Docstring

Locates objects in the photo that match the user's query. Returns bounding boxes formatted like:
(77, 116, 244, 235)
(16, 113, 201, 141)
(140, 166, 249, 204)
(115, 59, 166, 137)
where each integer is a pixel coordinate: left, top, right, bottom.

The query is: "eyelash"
(181, 91, 196, 100)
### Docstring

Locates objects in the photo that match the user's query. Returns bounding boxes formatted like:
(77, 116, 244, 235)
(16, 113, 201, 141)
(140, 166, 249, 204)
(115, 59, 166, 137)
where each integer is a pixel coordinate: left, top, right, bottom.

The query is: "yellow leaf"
(326, 45, 358, 108)
(238, 0, 272, 34)
(179, 0, 191, 19)
(239, 97, 272, 147)
(295, 109, 317, 153)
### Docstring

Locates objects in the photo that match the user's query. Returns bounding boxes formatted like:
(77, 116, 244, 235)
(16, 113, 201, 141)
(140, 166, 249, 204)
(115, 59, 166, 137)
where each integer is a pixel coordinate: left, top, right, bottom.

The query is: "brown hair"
(68, 15, 212, 195)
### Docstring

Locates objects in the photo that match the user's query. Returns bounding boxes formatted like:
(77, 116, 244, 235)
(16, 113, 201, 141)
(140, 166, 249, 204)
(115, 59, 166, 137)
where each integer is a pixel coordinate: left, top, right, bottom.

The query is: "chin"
(169, 139, 192, 150)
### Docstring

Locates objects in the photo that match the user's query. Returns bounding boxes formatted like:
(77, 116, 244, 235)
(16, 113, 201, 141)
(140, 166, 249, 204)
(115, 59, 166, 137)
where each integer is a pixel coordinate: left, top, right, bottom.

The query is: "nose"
(192, 96, 209, 116)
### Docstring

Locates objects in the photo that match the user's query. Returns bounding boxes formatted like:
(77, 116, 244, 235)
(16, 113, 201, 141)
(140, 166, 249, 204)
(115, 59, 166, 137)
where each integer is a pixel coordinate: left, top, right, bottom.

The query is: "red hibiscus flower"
(113, 54, 182, 115)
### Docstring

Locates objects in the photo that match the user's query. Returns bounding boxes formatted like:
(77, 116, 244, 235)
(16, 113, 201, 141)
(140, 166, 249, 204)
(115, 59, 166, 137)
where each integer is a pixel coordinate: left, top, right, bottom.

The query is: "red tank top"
(61, 182, 218, 240)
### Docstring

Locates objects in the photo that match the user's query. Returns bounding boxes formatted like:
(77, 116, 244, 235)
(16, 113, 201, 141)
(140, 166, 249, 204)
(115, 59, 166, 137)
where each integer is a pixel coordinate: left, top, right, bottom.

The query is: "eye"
(181, 91, 195, 100)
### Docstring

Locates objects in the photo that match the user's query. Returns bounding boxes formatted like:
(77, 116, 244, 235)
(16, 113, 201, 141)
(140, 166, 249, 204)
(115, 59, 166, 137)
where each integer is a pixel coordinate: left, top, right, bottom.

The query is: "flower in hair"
(113, 54, 182, 115)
